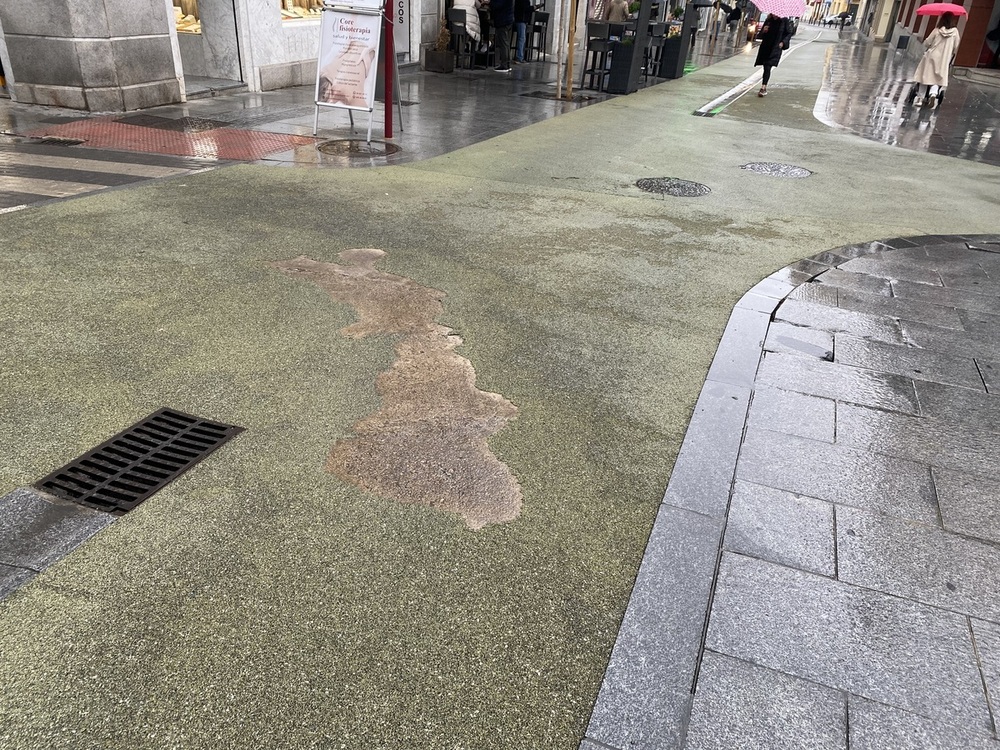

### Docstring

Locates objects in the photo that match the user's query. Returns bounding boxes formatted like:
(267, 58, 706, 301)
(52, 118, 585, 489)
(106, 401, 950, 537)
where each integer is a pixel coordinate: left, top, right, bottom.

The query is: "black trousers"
(495, 24, 512, 67)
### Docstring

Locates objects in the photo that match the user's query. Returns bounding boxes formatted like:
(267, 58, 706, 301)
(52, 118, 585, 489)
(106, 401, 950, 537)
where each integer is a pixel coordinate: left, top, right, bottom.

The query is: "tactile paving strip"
(25, 118, 317, 161)
(740, 162, 813, 178)
(636, 177, 712, 197)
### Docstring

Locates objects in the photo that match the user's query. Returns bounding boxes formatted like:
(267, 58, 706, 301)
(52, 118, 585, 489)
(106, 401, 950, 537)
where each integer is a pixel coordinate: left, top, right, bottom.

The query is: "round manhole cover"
(635, 177, 712, 197)
(317, 139, 401, 157)
(740, 162, 812, 178)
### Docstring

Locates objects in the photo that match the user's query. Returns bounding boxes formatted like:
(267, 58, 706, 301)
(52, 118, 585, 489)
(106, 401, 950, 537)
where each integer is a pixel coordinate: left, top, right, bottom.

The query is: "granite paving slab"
(0, 487, 114, 573)
(836, 506, 1000, 622)
(773, 298, 903, 343)
(932, 468, 1000, 543)
(835, 403, 1000, 478)
(736, 428, 939, 523)
(849, 697, 999, 750)
(813, 267, 893, 296)
(685, 651, 846, 750)
(745, 386, 835, 443)
(837, 256, 945, 286)
(755, 351, 919, 414)
(836, 288, 966, 330)
(891, 277, 1000, 317)
(834, 334, 983, 388)
(723, 481, 835, 577)
(0, 563, 36, 600)
(706, 553, 993, 730)
(762, 322, 834, 362)
(914, 380, 1000, 425)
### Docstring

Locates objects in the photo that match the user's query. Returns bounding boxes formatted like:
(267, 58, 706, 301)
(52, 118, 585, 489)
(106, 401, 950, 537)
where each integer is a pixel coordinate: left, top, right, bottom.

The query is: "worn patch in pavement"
(271, 250, 522, 529)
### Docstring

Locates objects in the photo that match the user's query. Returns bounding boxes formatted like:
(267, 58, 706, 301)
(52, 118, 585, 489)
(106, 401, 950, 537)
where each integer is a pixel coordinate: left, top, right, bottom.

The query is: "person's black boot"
(937, 89, 945, 106)
(907, 85, 917, 104)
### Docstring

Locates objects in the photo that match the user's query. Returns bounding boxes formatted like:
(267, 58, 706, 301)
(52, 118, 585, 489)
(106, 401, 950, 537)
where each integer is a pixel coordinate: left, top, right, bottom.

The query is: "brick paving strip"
(583, 235, 1000, 750)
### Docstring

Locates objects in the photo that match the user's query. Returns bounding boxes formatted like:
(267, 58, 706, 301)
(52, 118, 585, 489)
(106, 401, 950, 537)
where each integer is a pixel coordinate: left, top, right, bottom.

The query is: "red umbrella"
(915, 2, 967, 16)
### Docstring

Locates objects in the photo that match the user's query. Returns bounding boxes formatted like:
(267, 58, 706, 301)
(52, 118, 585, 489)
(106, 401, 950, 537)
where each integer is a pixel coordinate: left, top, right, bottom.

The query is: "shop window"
(173, 0, 201, 33)
(281, 0, 324, 21)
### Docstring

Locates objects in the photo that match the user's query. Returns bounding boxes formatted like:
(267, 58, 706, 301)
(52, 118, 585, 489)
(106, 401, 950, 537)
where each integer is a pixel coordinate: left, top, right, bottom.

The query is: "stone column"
(0, 0, 182, 111)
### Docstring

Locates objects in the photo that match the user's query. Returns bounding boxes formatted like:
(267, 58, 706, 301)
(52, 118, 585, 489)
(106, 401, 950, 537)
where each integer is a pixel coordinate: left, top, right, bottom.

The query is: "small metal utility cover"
(636, 177, 712, 197)
(317, 139, 401, 157)
(34, 409, 243, 515)
(740, 162, 813, 178)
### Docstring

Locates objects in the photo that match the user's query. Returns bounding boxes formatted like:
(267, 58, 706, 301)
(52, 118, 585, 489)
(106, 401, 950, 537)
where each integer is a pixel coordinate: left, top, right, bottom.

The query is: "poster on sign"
(315, 8, 383, 112)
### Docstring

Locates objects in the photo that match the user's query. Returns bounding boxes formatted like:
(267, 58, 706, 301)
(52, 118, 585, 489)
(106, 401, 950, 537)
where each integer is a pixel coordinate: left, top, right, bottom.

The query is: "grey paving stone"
(724, 481, 835, 576)
(836, 506, 1000, 621)
(0, 487, 114, 571)
(900, 320, 996, 360)
(685, 651, 847, 750)
(747, 385, 835, 442)
(747, 276, 796, 299)
(971, 619, 1000, 725)
(737, 428, 939, 523)
(814, 267, 893, 296)
(734, 291, 782, 315)
(774, 298, 903, 343)
(705, 307, 769, 388)
(933, 468, 1000, 543)
(578, 740, 616, 750)
(756, 351, 919, 415)
(0, 563, 36, 600)
(763, 322, 834, 362)
(849, 696, 999, 750)
(836, 403, 1000, 479)
(661, 380, 750, 518)
(787, 281, 839, 306)
(706, 553, 993, 730)
(980, 358, 997, 393)
(586, 505, 723, 750)
(891, 277, 1000, 317)
(914, 380, 1000, 425)
(836, 288, 965, 330)
(960, 309, 1000, 348)
(834, 334, 985, 390)
(838, 256, 945, 286)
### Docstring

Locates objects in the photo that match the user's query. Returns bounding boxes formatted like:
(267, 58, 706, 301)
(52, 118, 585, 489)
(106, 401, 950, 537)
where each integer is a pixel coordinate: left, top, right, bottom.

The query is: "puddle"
(272, 250, 522, 529)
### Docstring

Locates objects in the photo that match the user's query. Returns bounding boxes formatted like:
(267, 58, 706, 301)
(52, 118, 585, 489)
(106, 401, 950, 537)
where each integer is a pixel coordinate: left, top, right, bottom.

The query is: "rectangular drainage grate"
(115, 114, 228, 133)
(34, 409, 244, 515)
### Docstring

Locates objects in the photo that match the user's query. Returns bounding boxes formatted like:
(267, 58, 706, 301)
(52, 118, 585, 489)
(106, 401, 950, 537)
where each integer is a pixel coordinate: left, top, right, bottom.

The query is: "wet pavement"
(814, 30, 1000, 167)
(584, 235, 1000, 749)
(0, 24, 999, 750)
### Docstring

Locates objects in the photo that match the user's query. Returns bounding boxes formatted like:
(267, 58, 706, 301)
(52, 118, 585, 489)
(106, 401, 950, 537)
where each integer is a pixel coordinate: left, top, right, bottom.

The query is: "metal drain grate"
(34, 136, 86, 146)
(34, 409, 243, 514)
(115, 114, 228, 133)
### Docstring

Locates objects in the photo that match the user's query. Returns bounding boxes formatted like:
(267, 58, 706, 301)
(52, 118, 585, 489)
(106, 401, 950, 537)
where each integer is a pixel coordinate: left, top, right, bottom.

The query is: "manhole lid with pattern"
(740, 162, 813, 178)
(34, 408, 244, 514)
(317, 139, 401, 157)
(636, 177, 712, 197)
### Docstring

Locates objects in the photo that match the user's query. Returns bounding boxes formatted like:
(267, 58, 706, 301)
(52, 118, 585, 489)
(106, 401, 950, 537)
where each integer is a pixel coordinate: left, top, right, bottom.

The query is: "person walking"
(513, 0, 532, 62)
(908, 12, 961, 107)
(754, 14, 793, 96)
(490, 0, 515, 71)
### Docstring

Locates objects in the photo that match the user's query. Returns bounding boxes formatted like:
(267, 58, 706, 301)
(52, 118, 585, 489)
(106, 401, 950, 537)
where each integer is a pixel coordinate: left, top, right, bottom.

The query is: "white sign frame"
(314, 1, 386, 142)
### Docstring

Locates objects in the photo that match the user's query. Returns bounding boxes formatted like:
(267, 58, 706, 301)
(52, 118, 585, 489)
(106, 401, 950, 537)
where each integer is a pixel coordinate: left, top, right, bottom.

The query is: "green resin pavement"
(0, 31, 998, 750)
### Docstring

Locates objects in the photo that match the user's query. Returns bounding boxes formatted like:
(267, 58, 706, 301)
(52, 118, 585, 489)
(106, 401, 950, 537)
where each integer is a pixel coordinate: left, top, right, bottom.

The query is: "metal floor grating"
(115, 114, 229, 133)
(34, 409, 243, 514)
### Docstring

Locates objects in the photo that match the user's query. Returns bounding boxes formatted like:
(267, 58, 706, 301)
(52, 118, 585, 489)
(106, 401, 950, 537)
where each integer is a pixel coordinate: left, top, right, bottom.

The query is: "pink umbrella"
(752, 0, 807, 16)
(915, 2, 967, 15)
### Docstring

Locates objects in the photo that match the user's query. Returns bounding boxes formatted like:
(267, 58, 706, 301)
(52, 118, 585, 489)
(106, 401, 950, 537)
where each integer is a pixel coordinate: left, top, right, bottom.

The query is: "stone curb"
(580, 233, 1000, 750)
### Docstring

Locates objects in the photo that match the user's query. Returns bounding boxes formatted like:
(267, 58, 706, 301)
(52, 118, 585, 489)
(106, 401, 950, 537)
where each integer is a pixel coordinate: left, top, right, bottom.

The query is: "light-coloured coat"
(914, 26, 961, 87)
(454, 0, 483, 41)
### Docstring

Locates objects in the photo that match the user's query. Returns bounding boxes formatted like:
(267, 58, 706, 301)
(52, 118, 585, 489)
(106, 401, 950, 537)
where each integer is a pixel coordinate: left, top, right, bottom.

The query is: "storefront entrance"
(172, 0, 247, 97)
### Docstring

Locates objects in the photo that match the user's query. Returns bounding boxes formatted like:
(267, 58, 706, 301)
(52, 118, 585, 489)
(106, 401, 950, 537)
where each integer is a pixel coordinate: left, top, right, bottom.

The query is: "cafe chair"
(644, 22, 667, 79)
(528, 11, 550, 61)
(446, 7, 475, 69)
(580, 21, 612, 90)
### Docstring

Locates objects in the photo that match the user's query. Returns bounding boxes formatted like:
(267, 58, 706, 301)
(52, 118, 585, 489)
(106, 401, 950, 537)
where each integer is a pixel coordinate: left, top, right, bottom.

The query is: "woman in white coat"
(908, 12, 961, 107)
(454, 0, 483, 44)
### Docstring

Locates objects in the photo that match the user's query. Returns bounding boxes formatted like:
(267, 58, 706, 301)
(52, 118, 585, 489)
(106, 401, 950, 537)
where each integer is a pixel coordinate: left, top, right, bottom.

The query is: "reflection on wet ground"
(814, 39, 1000, 166)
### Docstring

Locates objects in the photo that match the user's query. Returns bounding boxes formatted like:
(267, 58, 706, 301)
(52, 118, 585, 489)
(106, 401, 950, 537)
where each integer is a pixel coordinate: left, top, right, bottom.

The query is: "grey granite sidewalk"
(584, 235, 1000, 750)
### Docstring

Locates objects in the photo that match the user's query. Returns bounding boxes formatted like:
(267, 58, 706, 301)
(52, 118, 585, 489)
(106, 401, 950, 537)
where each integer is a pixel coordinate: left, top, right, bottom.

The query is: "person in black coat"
(754, 15, 793, 96)
(513, 0, 533, 62)
(489, 0, 515, 70)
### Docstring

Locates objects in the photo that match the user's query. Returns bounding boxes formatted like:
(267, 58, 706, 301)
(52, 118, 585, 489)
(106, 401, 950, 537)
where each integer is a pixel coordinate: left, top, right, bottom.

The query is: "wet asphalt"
(0, 25, 998, 750)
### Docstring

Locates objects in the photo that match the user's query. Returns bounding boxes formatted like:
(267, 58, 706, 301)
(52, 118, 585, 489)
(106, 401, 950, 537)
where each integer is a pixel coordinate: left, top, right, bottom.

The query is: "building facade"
(0, 0, 436, 111)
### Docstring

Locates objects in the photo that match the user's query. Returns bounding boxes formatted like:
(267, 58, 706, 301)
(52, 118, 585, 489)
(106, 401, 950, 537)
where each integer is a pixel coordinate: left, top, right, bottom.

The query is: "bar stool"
(447, 7, 475, 69)
(528, 11, 550, 60)
(580, 21, 612, 90)
(644, 22, 666, 79)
